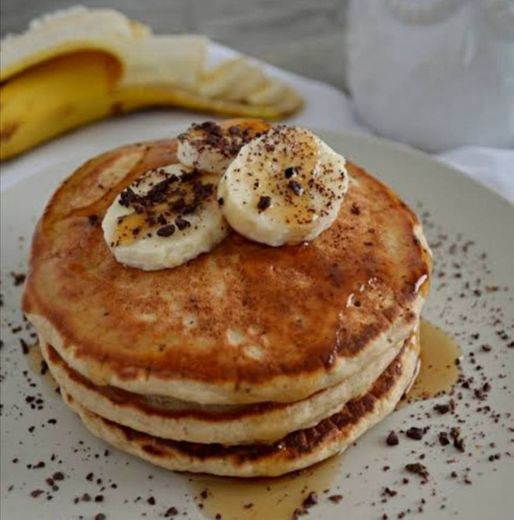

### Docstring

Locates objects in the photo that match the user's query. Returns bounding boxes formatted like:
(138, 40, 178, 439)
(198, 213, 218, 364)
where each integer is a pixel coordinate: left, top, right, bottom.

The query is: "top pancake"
(23, 133, 431, 404)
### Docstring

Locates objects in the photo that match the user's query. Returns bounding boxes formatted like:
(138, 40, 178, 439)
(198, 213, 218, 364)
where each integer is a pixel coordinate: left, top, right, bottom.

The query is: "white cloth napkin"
(1, 42, 512, 201)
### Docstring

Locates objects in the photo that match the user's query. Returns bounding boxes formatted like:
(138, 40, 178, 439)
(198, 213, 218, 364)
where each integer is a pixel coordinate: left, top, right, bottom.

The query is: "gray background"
(0, 0, 349, 90)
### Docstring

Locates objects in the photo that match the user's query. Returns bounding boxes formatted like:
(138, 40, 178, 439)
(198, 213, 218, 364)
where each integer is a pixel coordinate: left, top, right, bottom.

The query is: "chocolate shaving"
(386, 431, 399, 446)
(302, 491, 318, 508)
(288, 180, 304, 196)
(405, 426, 426, 440)
(257, 196, 272, 212)
(284, 166, 297, 179)
(156, 225, 175, 237)
(119, 187, 138, 208)
(405, 463, 429, 481)
(10, 272, 26, 286)
(175, 216, 191, 231)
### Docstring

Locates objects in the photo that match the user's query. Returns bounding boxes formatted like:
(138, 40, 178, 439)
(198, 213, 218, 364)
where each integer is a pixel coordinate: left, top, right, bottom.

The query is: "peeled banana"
(0, 7, 303, 161)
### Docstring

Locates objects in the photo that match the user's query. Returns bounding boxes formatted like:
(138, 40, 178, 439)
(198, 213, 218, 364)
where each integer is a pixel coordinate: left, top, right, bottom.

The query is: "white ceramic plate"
(1, 126, 513, 520)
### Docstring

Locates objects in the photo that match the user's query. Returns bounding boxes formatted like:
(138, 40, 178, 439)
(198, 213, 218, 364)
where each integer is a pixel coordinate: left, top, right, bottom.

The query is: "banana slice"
(218, 126, 349, 246)
(177, 118, 271, 175)
(102, 164, 227, 270)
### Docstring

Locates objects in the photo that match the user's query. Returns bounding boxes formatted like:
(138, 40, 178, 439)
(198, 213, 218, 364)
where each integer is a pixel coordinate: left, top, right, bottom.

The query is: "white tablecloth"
(1, 42, 512, 201)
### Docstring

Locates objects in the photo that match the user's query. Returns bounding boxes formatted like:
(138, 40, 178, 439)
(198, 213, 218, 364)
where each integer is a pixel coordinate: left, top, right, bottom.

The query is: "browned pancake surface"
(23, 136, 431, 397)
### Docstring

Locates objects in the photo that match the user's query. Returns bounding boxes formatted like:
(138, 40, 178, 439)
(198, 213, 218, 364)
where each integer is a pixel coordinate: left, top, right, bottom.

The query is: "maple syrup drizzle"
(113, 212, 151, 246)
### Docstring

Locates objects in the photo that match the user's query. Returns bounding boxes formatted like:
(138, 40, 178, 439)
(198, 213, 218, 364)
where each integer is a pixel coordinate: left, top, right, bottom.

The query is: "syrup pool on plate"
(188, 454, 342, 520)
(405, 320, 461, 402)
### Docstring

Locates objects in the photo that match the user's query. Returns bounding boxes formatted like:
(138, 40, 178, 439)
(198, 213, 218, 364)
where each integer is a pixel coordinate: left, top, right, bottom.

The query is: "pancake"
(23, 136, 431, 405)
(40, 328, 416, 444)
(60, 337, 419, 477)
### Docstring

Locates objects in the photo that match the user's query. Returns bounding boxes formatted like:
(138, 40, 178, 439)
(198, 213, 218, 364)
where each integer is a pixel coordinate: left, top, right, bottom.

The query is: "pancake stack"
(23, 134, 431, 477)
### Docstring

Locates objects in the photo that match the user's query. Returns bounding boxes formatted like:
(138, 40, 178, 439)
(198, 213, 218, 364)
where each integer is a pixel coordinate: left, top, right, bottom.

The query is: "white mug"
(347, 0, 514, 151)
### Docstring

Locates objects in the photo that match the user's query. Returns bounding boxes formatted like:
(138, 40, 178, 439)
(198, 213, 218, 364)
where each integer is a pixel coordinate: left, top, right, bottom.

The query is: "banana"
(198, 59, 267, 101)
(0, 7, 149, 81)
(217, 126, 349, 246)
(245, 78, 288, 106)
(0, 50, 122, 160)
(0, 7, 303, 161)
(222, 63, 267, 102)
(115, 34, 207, 90)
(177, 118, 271, 174)
(198, 58, 248, 99)
(102, 164, 227, 271)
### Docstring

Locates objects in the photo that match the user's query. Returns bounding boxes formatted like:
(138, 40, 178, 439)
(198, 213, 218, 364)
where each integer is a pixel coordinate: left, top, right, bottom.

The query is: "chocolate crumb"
(87, 215, 99, 226)
(30, 489, 44, 498)
(288, 180, 304, 196)
(450, 427, 466, 452)
(454, 437, 465, 452)
(257, 196, 272, 212)
(439, 431, 450, 446)
(405, 463, 429, 481)
(164, 507, 178, 517)
(156, 224, 175, 237)
(350, 203, 361, 215)
(19, 339, 29, 355)
(302, 491, 318, 508)
(10, 272, 26, 286)
(386, 431, 399, 446)
(284, 166, 297, 179)
(406, 427, 426, 440)
(119, 187, 138, 207)
(328, 495, 343, 504)
(292, 508, 304, 520)
(95, 515, 106, 520)
(218, 197, 224, 206)
(175, 216, 191, 231)
(434, 400, 454, 414)
(382, 487, 397, 497)
(147, 496, 156, 505)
